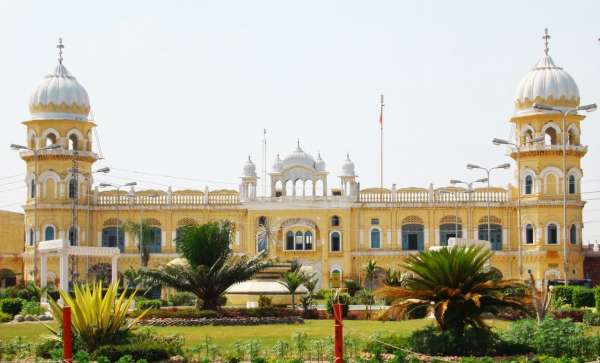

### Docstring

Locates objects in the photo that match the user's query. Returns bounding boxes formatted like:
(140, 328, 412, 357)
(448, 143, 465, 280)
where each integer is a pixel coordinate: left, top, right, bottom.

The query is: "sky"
(1, 1, 600, 241)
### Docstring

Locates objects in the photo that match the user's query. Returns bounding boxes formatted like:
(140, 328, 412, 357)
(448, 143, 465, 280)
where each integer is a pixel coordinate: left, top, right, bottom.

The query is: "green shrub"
(135, 308, 219, 319)
(594, 287, 600, 312)
(168, 292, 196, 306)
(21, 301, 45, 315)
(0, 312, 11, 322)
(326, 293, 350, 318)
(73, 350, 91, 363)
(572, 286, 595, 308)
(583, 310, 600, 326)
(502, 318, 595, 357)
(0, 298, 24, 316)
(408, 326, 529, 356)
(35, 338, 62, 359)
(136, 299, 161, 310)
(93, 342, 175, 362)
(258, 295, 272, 309)
(364, 334, 409, 353)
(552, 285, 574, 307)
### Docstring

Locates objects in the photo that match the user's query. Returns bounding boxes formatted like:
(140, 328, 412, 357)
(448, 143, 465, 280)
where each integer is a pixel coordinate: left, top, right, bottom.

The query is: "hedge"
(0, 298, 24, 316)
(552, 286, 574, 306)
(572, 287, 595, 308)
(136, 299, 161, 311)
(595, 288, 600, 312)
(93, 342, 175, 362)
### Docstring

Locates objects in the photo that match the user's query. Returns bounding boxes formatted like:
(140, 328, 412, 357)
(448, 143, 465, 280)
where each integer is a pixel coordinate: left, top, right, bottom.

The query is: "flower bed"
(138, 316, 304, 326)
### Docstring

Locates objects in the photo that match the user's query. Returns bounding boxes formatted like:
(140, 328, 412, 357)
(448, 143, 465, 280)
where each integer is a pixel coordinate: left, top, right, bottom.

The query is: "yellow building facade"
(0, 210, 24, 287)
(8, 35, 591, 290)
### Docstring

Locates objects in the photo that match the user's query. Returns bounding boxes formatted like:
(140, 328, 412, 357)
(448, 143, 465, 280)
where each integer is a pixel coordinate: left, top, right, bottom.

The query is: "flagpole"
(262, 129, 267, 197)
(379, 94, 384, 189)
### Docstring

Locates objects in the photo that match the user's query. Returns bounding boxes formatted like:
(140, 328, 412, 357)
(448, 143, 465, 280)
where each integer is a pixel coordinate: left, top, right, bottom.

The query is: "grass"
(0, 319, 513, 350)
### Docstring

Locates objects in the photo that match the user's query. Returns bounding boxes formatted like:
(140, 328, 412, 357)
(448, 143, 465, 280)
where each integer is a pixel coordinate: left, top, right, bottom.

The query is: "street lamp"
(448, 178, 488, 243)
(532, 102, 597, 283)
(466, 163, 511, 248)
(10, 142, 62, 283)
(99, 182, 137, 254)
(493, 135, 545, 280)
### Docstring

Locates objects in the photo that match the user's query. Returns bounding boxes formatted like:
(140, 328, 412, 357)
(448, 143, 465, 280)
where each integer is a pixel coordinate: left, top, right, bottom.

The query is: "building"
(7, 32, 591, 290)
(0, 210, 24, 287)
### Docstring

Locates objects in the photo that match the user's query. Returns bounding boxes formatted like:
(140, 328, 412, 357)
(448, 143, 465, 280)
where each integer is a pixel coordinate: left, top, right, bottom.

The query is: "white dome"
(514, 54, 580, 113)
(341, 153, 356, 177)
(281, 141, 316, 170)
(315, 153, 326, 172)
(272, 154, 283, 172)
(29, 62, 90, 121)
(242, 156, 257, 177)
(226, 279, 308, 295)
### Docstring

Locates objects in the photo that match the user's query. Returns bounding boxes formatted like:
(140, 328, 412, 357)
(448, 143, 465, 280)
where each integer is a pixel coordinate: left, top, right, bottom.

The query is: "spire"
(57, 37, 65, 64)
(346, 152, 350, 160)
(295, 139, 302, 151)
(542, 28, 551, 55)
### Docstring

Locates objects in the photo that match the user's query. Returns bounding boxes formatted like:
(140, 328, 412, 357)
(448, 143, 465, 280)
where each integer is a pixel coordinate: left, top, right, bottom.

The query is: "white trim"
(541, 166, 563, 194)
(368, 226, 382, 249)
(41, 127, 61, 141)
(521, 168, 537, 195)
(42, 224, 56, 241)
(541, 121, 561, 135)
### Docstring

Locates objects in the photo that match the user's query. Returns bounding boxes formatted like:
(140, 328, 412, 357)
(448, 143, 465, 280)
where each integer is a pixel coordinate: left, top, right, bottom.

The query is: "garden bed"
(138, 316, 304, 326)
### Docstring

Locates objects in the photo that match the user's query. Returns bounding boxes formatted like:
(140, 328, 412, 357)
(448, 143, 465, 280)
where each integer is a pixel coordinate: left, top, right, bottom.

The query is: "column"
(59, 253, 69, 292)
(40, 254, 47, 289)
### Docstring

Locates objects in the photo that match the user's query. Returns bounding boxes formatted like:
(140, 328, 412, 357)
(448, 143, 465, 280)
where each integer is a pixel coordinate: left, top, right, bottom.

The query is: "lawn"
(0, 319, 513, 350)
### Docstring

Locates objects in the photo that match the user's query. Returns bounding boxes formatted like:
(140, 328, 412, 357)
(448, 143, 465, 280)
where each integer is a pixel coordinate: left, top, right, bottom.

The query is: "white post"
(59, 253, 69, 292)
(40, 254, 47, 289)
(111, 256, 118, 283)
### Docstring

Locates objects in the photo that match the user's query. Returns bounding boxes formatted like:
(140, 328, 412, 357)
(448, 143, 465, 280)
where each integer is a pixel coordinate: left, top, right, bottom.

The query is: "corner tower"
(510, 30, 592, 283)
(19, 39, 99, 281)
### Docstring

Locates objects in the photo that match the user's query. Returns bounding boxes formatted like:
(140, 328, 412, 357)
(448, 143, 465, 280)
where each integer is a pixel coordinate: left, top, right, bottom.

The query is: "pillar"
(59, 253, 69, 292)
(40, 254, 47, 289)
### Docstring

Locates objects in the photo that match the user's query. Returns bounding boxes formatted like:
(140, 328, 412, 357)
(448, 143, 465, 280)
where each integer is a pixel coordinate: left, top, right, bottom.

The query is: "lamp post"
(533, 102, 597, 283)
(10, 143, 62, 284)
(85, 167, 110, 281)
(493, 135, 547, 280)
(466, 163, 511, 247)
(99, 182, 137, 254)
(450, 178, 488, 242)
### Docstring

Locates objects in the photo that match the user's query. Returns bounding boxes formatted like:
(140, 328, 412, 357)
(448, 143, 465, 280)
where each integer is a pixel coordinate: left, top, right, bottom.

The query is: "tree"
(299, 276, 318, 313)
(357, 288, 375, 320)
(279, 271, 307, 310)
(363, 259, 383, 290)
(123, 220, 155, 267)
(378, 246, 529, 335)
(140, 221, 271, 310)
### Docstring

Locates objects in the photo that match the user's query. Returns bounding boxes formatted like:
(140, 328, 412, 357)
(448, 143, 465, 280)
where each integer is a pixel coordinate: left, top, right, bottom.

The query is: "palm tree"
(363, 259, 383, 290)
(377, 246, 529, 335)
(123, 220, 154, 267)
(279, 271, 308, 310)
(140, 221, 271, 310)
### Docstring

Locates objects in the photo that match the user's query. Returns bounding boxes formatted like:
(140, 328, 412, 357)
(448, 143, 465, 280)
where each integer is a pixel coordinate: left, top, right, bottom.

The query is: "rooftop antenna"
(543, 28, 551, 55)
(57, 37, 65, 64)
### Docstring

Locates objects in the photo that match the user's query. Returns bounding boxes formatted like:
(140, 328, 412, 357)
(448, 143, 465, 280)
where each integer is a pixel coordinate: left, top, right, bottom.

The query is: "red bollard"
(333, 303, 344, 363)
(63, 306, 72, 363)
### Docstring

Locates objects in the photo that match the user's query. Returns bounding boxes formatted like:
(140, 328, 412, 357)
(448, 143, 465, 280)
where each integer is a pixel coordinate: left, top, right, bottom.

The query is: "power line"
(0, 173, 24, 181)
(110, 167, 238, 186)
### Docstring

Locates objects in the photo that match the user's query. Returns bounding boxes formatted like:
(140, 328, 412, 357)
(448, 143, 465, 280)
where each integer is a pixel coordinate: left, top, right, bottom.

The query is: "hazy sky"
(1, 1, 600, 240)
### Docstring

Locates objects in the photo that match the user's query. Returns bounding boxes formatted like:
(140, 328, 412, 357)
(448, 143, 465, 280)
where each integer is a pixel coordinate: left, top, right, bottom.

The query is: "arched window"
(568, 128, 579, 145)
(68, 226, 78, 246)
(547, 223, 558, 244)
(524, 175, 533, 195)
(102, 227, 125, 253)
(570, 224, 577, 244)
(142, 227, 162, 253)
(402, 224, 424, 251)
(68, 134, 78, 150)
(370, 228, 381, 249)
(304, 231, 313, 250)
(44, 226, 55, 241)
(525, 224, 534, 244)
(439, 223, 462, 246)
(478, 224, 503, 251)
(331, 216, 340, 227)
(568, 175, 576, 194)
(286, 231, 294, 250)
(68, 179, 78, 199)
(295, 231, 304, 250)
(523, 129, 534, 144)
(258, 216, 266, 226)
(45, 133, 57, 147)
(544, 127, 557, 145)
(330, 232, 341, 252)
(28, 228, 35, 246)
(330, 269, 342, 289)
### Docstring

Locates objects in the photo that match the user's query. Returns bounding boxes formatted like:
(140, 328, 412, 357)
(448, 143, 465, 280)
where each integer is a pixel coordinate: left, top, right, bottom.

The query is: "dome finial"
(543, 28, 551, 56)
(57, 37, 65, 64)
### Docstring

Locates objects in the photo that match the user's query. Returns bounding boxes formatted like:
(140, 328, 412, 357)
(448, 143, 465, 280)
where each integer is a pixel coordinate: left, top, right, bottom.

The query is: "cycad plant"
(378, 246, 529, 335)
(46, 281, 148, 352)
